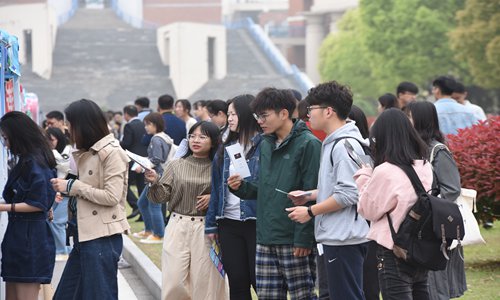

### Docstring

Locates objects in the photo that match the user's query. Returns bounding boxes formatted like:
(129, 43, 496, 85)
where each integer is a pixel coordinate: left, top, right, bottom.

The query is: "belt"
(171, 213, 204, 222)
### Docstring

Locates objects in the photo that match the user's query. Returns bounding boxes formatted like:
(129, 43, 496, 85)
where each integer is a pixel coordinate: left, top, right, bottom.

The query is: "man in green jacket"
(228, 87, 321, 300)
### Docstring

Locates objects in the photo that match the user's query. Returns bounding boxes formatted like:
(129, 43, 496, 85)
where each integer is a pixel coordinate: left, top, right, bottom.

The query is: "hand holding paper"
(125, 150, 153, 171)
(225, 143, 251, 179)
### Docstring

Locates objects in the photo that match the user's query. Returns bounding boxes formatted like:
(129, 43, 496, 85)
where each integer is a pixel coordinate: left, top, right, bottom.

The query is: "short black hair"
(432, 76, 456, 96)
(46, 110, 64, 121)
(158, 94, 174, 110)
(305, 80, 353, 120)
(378, 93, 398, 110)
(297, 99, 309, 121)
(289, 89, 302, 101)
(184, 121, 221, 160)
(453, 81, 466, 94)
(193, 100, 208, 110)
(370, 108, 428, 167)
(144, 112, 165, 133)
(251, 87, 296, 119)
(206, 100, 228, 116)
(396, 82, 419, 96)
(123, 105, 138, 117)
(135, 97, 150, 108)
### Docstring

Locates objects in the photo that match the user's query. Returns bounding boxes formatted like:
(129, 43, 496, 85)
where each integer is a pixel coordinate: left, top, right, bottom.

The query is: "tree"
(360, 0, 466, 89)
(450, 0, 500, 89)
(319, 9, 379, 114)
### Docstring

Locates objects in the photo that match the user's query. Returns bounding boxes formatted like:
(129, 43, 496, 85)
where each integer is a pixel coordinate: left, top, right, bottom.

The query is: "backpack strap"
(398, 164, 427, 195)
(430, 143, 450, 163)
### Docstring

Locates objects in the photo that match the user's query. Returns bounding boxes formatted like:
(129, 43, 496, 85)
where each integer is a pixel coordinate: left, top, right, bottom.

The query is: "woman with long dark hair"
(355, 108, 433, 299)
(51, 99, 130, 300)
(46, 127, 73, 259)
(406, 101, 465, 300)
(205, 94, 262, 300)
(0, 111, 57, 300)
(145, 121, 228, 300)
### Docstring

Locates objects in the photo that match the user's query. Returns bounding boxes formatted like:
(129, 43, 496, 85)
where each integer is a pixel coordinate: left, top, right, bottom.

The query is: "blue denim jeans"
(53, 233, 123, 300)
(137, 186, 165, 237)
(48, 197, 71, 255)
(377, 245, 429, 300)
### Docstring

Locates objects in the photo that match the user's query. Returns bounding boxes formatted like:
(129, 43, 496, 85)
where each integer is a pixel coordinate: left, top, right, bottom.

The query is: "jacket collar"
(90, 133, 117, 153)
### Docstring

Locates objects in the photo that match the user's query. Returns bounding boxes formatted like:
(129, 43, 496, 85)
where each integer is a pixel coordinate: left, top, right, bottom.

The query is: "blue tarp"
(0, 30, 21, 77)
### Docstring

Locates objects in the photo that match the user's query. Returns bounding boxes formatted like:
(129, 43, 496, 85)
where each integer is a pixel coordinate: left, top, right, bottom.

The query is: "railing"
(267, 24, 306, 38)
(110, 0, 158, 29)
(226, 18, 313, 94)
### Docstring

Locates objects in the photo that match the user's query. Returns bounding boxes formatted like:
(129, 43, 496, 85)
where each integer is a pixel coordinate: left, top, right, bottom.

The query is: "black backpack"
(387, 164, 465, 271)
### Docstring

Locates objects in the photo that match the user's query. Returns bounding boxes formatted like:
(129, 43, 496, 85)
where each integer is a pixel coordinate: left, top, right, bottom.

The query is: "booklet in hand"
(344, 140, 372, 168)
(125, 150, 153, 171)
(225, 143, 251, 178)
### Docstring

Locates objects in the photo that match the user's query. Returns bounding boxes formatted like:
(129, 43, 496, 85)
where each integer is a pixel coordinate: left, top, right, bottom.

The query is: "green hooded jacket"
(232, 120, 321, 248)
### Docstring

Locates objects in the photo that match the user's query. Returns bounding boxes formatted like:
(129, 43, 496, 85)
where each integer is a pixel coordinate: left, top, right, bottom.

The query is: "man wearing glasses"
(228, 87, 321, 300)
(287, 81, 370, 300)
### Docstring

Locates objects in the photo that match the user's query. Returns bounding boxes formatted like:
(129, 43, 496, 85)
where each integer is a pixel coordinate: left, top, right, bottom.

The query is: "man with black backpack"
(287, 81, 370, 300)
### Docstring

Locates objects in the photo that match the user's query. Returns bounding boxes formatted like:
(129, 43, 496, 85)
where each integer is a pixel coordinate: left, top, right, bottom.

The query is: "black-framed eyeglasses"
(306, 106, 330, 114)
(253, 113, 270, 122)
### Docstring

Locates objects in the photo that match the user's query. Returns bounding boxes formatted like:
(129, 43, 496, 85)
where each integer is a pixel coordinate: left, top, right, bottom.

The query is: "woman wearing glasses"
(145, 121, 228, 300)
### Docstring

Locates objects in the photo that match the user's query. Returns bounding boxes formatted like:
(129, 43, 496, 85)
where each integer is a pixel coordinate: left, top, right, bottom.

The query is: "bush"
(447, 116, 500, 223)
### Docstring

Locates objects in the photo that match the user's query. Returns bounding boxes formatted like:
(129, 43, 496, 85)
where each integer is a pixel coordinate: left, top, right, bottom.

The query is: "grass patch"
(461, 224, 500, 299)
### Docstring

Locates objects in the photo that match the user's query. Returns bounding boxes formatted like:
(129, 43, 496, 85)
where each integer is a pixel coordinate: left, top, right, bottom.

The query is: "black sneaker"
(127, 209, 140, 219)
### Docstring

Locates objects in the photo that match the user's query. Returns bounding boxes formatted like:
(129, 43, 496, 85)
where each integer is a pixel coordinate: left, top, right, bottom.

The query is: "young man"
(433, 76, 479, 135)
(396, 81, 419, 109)
(135, 97, 153, 121)
(228, 87, 320, 300)
(157, 94, 186, 145)
(121, 105, 148, 220)
(451, 81, 487, 121)
(45, 110, 70, 139)
(287, 81, 370, 300)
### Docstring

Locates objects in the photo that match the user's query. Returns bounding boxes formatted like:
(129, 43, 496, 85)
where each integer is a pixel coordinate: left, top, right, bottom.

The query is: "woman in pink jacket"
(354, 108, 433, 300)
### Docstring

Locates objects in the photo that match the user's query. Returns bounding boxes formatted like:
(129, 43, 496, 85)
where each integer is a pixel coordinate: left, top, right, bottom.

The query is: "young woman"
(133, 112, 172, 244)
(377, 93, 398, 114)
(406, 101, 465, 300)
(205, 95, 261, 300)
(46, 127, 73, 259)
(145, 121, 228, 300)
(0, 111, 57, 300)
(51, 99, 130, 300)
(355, 108, 433, 300)
(175, 99, 197, 133)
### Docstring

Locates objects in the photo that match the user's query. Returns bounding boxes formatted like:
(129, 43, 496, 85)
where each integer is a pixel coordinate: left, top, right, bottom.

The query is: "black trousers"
(364, 241, 381, 300)
(218, 219, 256, 300)
(126, 170, 145, 210)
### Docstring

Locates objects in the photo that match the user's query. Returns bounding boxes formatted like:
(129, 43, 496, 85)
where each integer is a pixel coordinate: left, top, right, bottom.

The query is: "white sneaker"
(139, 235, 163, 244)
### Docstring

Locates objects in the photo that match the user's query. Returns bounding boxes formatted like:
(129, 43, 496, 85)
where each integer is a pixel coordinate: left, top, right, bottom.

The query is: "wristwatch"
(307, 206, 314, 218)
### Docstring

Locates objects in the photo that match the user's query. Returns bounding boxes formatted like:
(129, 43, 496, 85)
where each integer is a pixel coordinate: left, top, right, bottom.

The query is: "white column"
(305, 13, 325, 84)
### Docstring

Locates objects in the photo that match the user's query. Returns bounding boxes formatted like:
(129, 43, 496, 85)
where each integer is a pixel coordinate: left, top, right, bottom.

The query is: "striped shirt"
(148, 155, 212, 216)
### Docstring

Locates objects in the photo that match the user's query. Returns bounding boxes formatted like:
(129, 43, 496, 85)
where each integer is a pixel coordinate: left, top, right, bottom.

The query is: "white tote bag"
(450, 188, 486, 249)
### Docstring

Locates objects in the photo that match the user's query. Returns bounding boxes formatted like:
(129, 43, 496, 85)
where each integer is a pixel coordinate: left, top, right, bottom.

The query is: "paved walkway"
(47, 255, 154, 299)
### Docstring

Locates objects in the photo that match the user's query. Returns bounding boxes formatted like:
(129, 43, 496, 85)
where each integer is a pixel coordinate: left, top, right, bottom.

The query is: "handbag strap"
(430, 143, 450, 163)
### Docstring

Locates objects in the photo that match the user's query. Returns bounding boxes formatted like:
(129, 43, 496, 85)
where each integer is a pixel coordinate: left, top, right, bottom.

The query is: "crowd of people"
(0, 74, 486, 300)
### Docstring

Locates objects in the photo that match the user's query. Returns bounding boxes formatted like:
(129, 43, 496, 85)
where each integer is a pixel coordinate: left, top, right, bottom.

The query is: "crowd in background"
(0, 74, 487, 300)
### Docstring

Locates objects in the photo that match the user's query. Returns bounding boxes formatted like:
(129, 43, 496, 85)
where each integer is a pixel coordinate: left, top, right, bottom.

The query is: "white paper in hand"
(125, 150, 153, 171)
(225, 143, 251, 179)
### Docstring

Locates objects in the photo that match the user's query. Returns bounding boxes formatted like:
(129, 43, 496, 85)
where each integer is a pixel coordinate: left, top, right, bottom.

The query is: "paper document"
(225, 143, 251, 178)
(275, 188, 312, 197)
(344, 140, 372, 168)
(125, 150, 153, 171)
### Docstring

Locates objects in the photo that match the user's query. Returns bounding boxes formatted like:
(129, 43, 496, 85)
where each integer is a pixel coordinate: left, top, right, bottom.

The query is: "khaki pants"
(162, 213, 228, 300)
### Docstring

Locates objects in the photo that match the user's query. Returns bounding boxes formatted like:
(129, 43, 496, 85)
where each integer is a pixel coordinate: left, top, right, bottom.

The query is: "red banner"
(4, 79, 14, 112)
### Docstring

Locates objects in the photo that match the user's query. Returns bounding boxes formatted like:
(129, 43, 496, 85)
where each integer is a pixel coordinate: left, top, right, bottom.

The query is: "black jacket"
(120, 119, 148, 156)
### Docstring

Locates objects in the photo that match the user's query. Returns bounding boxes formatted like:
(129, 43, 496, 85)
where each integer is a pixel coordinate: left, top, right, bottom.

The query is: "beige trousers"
(161, 213, 229, 300)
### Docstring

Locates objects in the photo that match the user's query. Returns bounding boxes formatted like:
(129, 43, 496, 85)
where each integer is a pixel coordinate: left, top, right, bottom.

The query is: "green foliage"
(450, 0, 500, 89)
(319, 0, 471, 111)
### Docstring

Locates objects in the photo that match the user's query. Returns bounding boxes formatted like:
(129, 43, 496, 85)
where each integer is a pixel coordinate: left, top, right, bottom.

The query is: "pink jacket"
(354, 160, 433, 250)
